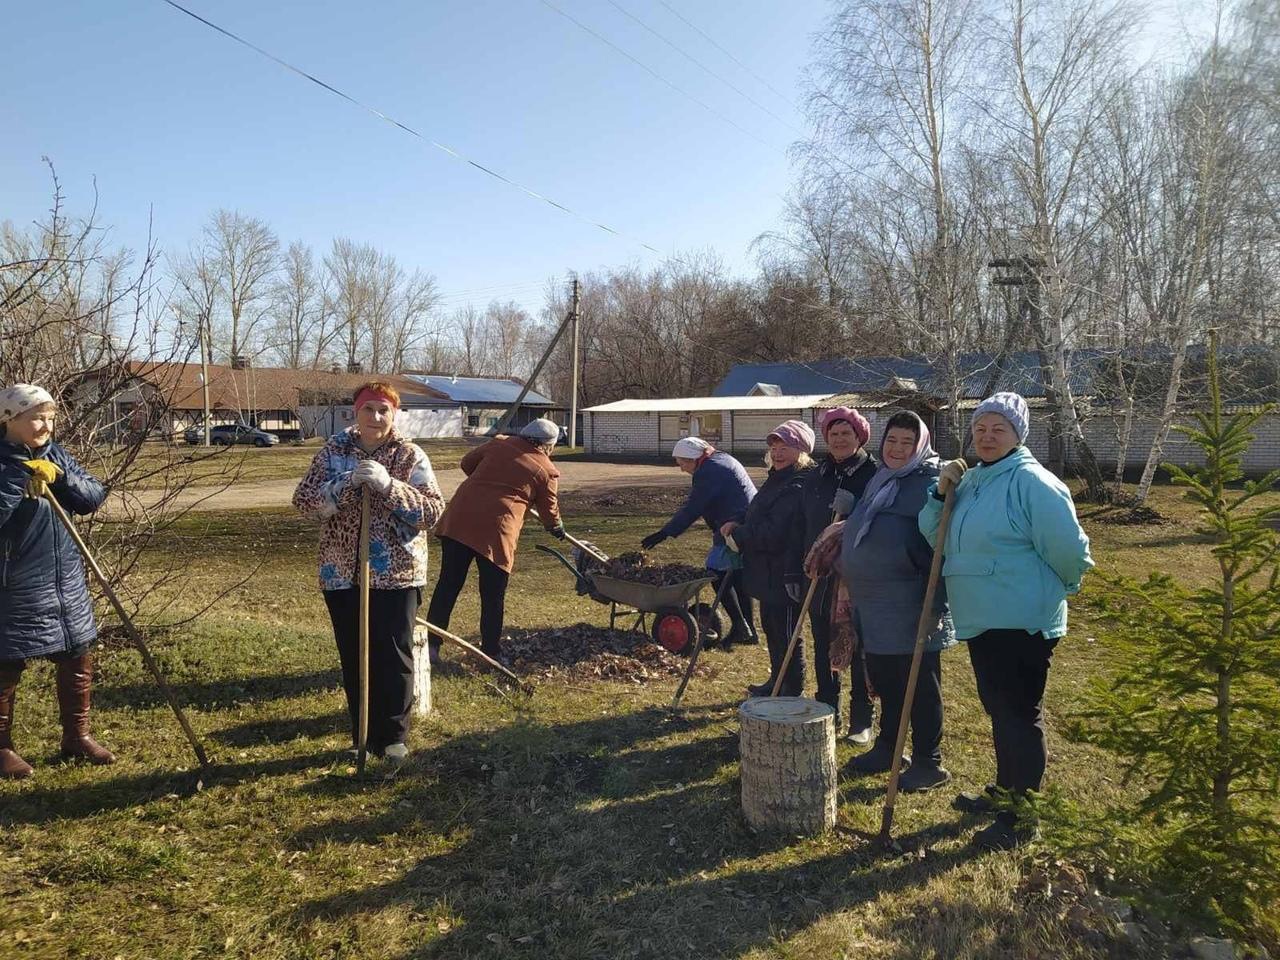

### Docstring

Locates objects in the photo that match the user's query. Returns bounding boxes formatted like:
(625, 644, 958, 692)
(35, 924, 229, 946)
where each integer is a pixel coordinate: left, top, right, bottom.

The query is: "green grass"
(2, 485, 1275, 958)
(88, 439, 482, 490)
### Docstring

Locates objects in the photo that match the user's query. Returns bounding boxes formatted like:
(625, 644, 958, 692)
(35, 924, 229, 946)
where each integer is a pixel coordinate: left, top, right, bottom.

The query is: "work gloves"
(550, 524, 567, 540)
(640, 531, 667, 551)
(831, 488, 857, 519)
(352, 459, 392, 496)
(937, 458, 968, 495)
(23, 459, 62, 499)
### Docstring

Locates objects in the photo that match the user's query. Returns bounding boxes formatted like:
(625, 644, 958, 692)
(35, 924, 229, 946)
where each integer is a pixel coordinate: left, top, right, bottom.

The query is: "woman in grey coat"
(841, 410, 954, 792)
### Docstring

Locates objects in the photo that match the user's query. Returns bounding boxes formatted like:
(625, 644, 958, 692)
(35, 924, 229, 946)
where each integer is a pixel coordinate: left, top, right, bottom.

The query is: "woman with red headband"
(294, 381, 445, 767)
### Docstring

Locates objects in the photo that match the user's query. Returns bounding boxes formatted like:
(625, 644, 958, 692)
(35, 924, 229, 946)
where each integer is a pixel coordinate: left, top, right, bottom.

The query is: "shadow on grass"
(286, 704, 985, 959)
(94, 667, 340, 712)
(0, 750, 342, 828)
(209, 711, 349, 747)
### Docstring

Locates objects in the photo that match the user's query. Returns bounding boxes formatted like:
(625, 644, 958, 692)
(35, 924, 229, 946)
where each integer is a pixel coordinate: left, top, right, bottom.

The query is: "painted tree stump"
(411, 622, 432, 717)
(739, 697, 837, 835)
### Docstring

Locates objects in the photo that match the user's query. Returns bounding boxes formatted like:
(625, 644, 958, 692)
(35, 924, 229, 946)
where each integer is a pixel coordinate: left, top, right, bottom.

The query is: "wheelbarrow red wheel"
(689, 602, 727, 648)
(652, 608, 697, 655)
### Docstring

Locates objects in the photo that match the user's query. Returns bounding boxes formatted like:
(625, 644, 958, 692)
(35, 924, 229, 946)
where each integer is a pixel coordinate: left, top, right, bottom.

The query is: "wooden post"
(568, 276, 580, 448)
(411, 622, 432, 717)
(740, 697, 837, 835)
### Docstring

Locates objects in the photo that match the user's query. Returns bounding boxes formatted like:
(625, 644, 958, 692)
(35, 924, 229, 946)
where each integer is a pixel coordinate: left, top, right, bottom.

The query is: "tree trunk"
(1133, 339, 1189, 504)
(739, 697, 837, 835)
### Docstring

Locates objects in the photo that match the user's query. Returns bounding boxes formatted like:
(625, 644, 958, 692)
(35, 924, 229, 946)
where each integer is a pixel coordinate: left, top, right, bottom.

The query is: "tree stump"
(739, 697, 836, 835)
(411, 623, 432, 717)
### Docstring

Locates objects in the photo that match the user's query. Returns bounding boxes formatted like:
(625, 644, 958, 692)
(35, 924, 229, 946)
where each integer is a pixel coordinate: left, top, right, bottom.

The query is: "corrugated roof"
(585, 395, 831, 413)
(402, 374, 555, 406)
(111, 362, 446, 412)
(816, 392, 934, 410)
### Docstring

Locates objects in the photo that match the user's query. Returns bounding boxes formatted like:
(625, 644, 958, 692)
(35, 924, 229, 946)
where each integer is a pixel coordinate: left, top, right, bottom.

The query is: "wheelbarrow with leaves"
(535, 535, 727, 656)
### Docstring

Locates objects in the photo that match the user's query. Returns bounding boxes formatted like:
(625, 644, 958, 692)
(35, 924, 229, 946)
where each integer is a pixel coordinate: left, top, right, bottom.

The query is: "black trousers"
(865, 650, 944, 765)
(323, 586, 420, 752)
(711, 567, 755, 643)
(967, 629, 1058, 796)
(427, 536, 512, 656)
(759, 599, 804, 695)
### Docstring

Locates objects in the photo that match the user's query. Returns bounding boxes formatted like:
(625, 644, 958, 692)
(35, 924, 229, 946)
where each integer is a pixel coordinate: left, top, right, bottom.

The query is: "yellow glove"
(23, 459, 62, 499)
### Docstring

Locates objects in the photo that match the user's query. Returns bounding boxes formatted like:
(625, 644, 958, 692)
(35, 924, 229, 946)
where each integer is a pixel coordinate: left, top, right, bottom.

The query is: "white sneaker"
(846, 726, 873, 745)
(381, 742, 410, 766)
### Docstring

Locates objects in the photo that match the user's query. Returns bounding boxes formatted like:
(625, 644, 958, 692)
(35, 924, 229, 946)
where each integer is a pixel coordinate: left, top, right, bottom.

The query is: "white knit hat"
(0, 384, 55, 424)
(971, 391, 1030, 442)
(672, 437, 713, 460)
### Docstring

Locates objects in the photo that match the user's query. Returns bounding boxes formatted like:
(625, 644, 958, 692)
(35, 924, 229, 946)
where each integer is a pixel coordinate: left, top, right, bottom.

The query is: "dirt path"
(109, 460, 735, 514)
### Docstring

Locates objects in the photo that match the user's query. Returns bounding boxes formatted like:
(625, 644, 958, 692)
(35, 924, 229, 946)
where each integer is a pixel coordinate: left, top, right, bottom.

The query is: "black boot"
(56, 654, 116, 765)
(850, 738, 909, 774)
(0, 663, 33, 779)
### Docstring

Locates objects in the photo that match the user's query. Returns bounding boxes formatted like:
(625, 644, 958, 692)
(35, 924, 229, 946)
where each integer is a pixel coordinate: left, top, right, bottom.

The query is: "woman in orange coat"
(426, 419, 564, 663)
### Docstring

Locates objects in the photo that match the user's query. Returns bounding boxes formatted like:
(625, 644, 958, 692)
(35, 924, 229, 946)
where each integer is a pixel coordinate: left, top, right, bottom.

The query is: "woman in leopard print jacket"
(293, 381, 445, 765)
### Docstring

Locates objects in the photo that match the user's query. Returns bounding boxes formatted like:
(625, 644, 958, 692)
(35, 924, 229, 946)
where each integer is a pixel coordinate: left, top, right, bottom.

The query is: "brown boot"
(0, 662, 34, 779)
(56, 654, 115, 765)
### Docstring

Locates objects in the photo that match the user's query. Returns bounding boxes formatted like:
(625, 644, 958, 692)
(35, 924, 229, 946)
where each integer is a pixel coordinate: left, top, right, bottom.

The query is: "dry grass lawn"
(1, 482, 1273, 959)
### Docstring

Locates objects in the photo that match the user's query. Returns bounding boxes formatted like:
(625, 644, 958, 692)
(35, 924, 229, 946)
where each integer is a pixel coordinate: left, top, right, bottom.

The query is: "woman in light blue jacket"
(919, 392, 1093, 851)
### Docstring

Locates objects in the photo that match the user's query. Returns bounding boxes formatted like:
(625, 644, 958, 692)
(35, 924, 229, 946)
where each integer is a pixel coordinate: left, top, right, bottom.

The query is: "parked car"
(184, 424, 279, 447)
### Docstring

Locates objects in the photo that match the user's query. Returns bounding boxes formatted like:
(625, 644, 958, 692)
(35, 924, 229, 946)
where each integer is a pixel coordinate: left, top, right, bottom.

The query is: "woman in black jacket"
(0, 385, 112, 779)
(796, 406, 878, 737)
(722, 420, 813, 698)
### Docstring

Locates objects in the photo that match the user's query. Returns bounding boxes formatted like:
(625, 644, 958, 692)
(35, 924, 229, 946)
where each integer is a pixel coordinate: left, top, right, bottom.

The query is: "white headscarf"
(0, 384, 55, 424)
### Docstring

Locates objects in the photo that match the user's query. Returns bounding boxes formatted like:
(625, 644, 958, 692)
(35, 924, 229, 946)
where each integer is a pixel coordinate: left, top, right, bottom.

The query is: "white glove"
(938, 458, 968, 495)
(352, 460, 392, 496)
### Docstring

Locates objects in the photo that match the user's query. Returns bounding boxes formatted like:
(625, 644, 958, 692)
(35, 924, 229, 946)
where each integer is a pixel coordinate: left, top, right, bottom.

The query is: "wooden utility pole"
(492, 284, 576, 438)
(568, 276, 581, 448)
(200, 311, 212, 447)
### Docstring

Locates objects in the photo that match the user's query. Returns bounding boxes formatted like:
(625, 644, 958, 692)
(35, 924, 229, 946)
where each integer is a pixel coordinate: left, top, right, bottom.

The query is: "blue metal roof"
(403, 375, 555, 406)
(713, 351, 1108, 399)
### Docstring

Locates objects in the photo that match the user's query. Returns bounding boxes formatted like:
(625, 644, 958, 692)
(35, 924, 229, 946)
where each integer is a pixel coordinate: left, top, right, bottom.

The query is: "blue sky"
(1, 0, 829, 317)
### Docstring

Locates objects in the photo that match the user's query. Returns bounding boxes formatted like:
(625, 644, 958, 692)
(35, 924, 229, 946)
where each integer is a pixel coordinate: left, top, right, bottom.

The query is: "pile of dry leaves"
(501, 622, 711, 684)
(594, 551, 707, 586)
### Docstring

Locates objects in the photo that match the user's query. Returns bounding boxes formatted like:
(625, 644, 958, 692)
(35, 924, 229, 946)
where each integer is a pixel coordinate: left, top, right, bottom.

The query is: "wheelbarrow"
(535, 543, 723, 655)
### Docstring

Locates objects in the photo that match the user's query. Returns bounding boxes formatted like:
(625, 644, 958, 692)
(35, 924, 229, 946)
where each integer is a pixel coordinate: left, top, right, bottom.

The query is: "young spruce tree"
(1074, 336, 1280, 941)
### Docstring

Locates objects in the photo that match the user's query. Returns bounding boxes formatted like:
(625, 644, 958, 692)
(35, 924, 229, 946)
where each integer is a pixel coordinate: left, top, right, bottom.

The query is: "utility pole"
(200, 310, 212, 448)
(568, 276, 581, 449)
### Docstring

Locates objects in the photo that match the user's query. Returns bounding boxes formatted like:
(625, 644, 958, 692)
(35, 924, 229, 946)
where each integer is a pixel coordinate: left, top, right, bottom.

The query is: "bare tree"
(203, 210, 278, 362)
(388, 268, 439, 373)
(982, 0, 1141, 498)
(324, 237, 377, 371)
(267, 241, 336, 368)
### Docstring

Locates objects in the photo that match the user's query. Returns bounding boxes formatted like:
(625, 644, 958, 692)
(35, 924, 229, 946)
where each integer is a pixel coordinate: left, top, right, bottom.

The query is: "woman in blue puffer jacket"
(919, 392, 1093, 850)
(0, 384, 112, 779)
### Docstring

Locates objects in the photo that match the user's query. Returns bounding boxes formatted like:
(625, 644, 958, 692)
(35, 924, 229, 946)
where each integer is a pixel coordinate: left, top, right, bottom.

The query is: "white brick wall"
(586, 407, 1280, 477)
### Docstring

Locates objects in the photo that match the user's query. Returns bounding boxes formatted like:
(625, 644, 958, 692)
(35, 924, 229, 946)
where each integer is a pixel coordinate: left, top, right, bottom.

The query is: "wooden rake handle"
(356, 489, 372, 776)
(416, 617, 530, 691)
(878, 488, 956, 844)
(529, 508, 608, 564)
(42, 489, 210, 772)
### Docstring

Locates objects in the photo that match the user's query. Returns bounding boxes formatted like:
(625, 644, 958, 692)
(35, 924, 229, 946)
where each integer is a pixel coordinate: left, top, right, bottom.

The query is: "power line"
(604, 0, 804, 137)
(654, 0, 798, 108)
(156, 0, 661, 255)
(537, 0, 776, 149)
